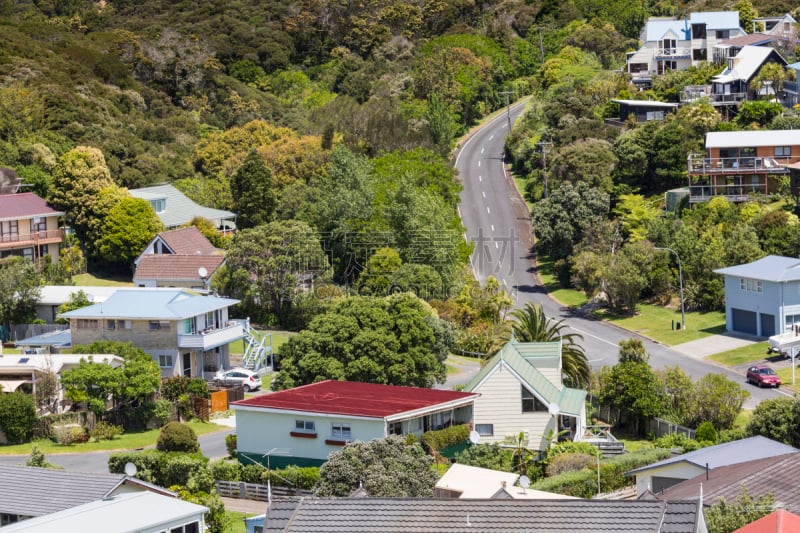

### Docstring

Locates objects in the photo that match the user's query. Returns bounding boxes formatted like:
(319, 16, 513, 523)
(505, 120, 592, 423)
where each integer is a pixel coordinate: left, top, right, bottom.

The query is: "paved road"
(456, 102, 783, 408)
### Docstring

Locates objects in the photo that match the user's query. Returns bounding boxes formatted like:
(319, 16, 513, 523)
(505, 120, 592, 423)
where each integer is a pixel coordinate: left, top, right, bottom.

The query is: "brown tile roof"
(133, 255, 224, 282)
(657, 453, 800, 510)
(0, 192, 64, 221)
(157, 226, 221, 255)
(721, 33, 776, 47)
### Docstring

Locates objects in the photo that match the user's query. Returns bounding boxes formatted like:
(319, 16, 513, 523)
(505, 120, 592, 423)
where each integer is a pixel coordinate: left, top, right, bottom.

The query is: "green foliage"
(161, 376, 210, 402)
(598, 361, 664, 435)
(454, 443, 514, 472)
(618, 338, 649, 364)
(225, 433, 237, 458)
(652, 433, 704, 454)
(230, 149, 276, 229)
(705, 486, 774, 533)
(695, 421, 718, 444)
(735, 101, 783, 128)
(175, 488, 230, 533)
(90, 421, 124, 441)
(0, 392, 36, 444)
(685, 373, 749, 431)
(546, 452, 595, 477)
(156, 422, 200, 453)
(109, 449, 209, 488)
(26, 445, 58, 469)
(262, 465, 320, 490)
(52, 425, 88, 446)
(421, 424, 470, 453)
(746, 396, 798, 446)
(314, 435, 437, 497)
(152, 399, 174, 427)
(546, 440, 600, 460)
(56, 290, 93, 324)
(94, 196, 164, 264)
(210, 459, 241, 482)
(0, 256, 41, 330)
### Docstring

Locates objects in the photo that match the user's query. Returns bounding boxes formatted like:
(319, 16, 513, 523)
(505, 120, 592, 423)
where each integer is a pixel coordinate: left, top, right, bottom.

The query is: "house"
(654, 452, 800, 511)
(627, 11, 745, 88)
(14, 329, 72, 354)
(714, 255, 800, 337)
(58, 288, 243, 379)
(464, 339, 587, 452)
(0, 491, 208, 533)
(733, 510, 800, 533)
(686, 130, 800, 204)
(0, 192, 64, 261)
(262, 497, 707, 532)
(232, 380, 479, 468)
(612, 100, 678, 123)
(627, 436, 797, 496)
(784, 61, 800, 107)
(133, 227, 225, 289)
(711, 33, 777, 65)
(35, 286, 121, 324)
(434, 463, 577, 500)
(753, 14, 797, 41)
(129, 184, 236, 233)
(0, 353, 123, 412)
(0, 464, 174, 526)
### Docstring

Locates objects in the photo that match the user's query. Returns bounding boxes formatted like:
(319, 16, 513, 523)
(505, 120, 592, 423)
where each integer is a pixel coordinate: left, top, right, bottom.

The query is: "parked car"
(746, 365, 781, 388)
(214, 367, 262, 392)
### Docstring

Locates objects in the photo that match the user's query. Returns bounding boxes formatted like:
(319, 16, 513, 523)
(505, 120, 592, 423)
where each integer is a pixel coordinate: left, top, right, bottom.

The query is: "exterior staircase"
(241, 319, 272, 372)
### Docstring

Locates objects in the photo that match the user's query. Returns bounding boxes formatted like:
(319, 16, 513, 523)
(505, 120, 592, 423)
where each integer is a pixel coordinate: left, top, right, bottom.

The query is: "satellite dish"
(519, 475, 530, 489)
(124, 462, 137, 477)
(198, 267, 208, 279)
(469, 430, 481, 445)
(548, 402, 560, 417)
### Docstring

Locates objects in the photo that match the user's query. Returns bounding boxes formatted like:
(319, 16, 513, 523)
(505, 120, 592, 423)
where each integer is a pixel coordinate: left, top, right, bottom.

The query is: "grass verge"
(774, 367, 800, 392)
(537, 256, 588, 308)
(72, 272, 134, 286)
(0, 419, 226, 455)
(708, 342, 770, 367)
(229, 329, 294, 355)
(596, 305, 725, 346)
(225, 511, 253, 533)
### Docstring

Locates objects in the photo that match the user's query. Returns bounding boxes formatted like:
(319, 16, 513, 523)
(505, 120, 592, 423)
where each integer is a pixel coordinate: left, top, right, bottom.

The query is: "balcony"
(688, 183, 768, 203)
(655, 47, 691, 59)
(688, 154, 791, 175)
(178, 321, 244, 350)
(680, 85, 747, 105)
(0, 230, 63, 250)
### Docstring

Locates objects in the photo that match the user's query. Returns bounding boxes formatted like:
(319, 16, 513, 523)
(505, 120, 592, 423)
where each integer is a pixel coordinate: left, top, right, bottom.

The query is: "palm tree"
(510, 303, 590, 388)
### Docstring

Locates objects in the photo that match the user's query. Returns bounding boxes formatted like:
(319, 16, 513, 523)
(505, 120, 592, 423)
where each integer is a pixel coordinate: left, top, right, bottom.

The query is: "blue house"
(714, 255, 800, 337)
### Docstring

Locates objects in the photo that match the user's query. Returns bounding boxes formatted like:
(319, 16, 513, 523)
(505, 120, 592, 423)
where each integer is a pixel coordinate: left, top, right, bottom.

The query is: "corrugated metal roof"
(15, 328, 72, 347)
(706, 129, 800, 149)
(612, 100, 679, 109)
(129, 184, 235, 229)
(690, 11, 741, 30)
(719, 33, 775, 47)
(714, 255, 800, 282)
(38, 286, 121, 305)
(644, 20, 689, 42)
(643, 12, 740, 42)
(133, 255, 225, 282)
(0, 192, 64, 221)
(711, 46, 782, 84)
(58, 288, 239, 320)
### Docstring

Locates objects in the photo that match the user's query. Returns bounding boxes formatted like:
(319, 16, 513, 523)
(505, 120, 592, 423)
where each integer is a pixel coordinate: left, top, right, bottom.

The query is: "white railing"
(178, 322, 244, 349)
(655, 47, 691, 57)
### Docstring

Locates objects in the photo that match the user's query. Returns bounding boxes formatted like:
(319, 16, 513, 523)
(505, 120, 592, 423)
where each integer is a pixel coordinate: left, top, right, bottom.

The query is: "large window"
(775, 146, 791, 158)
(476, 424, 494, 436)
(77, 319, 98, 329)
(521, 386, 547, 413)
(159, 354, 174, 368)
(740, 278, 763, 293)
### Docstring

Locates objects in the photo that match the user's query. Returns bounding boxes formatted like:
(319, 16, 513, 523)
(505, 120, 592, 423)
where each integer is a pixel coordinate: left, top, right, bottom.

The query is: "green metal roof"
(466, 339, 586, 416)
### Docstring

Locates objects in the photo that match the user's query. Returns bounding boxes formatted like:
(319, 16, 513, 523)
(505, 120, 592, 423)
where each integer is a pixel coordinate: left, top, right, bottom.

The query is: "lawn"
(536, 256, 589, 308)
(708, 342, 770, 367)
(775, 366, 800, 392)
(512, 175, 535, 212)
(225, 511, 255, 533)
(72, 272, 134, 286)
(596, 305, 725, 346)
(0, 419, 226, 455)
(229, 329, 294, 355)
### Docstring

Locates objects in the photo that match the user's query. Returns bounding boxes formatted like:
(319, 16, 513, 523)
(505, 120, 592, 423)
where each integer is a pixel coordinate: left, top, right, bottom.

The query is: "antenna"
(469, 430, 481, 445)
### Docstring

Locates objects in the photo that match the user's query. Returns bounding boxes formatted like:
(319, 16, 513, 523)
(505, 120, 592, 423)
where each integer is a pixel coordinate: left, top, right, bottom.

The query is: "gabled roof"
(690, 11, 741, 30)
(0, 192, 64, 222)
(58, 288, 239, 320)
(154, 226, 222, 256)
(133, 255, 225, 282)
(627, 436, 798, 476)
(129, 184, 235, 229)
(37, 286, 120, 306)
(714, 255, 800, 282)
(1, 491, 207, 533)
(644, 19, 691, 42)
(719, 33, 776, 48)
(435, 464, 519, 498)
(233, 380, 478, 420)
(656, 453, 800, 511)
(466, 340, 586, 417)
(265, 498, 704, 532)
(0, 465, 173, 518)
(734, 510, 800, 533)
(642, 11, 741, 42)
(712, 46, 786, 84)
(705, 130, 800, 150)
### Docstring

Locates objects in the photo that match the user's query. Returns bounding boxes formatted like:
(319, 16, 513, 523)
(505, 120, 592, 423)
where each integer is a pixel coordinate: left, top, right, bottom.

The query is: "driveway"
(671, 333, 761, 359)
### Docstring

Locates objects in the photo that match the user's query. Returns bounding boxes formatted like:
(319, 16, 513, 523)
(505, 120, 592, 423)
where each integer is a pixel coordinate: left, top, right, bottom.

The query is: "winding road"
(456, 101, 782, 408)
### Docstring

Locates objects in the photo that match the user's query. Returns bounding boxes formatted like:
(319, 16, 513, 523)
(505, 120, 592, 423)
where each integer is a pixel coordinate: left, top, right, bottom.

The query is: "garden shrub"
(90, 421, 123, 441)
(546, 452, 595, 477)
(653, 432, 703, 453)
(225, 433, 237, 458)
(157, 422, 199, 453)
(695, 422, 718, 444)
(210, 459, 241, 482)
(454, 443, 514, 472)
(240, 464, 264, 484)
(546, 441, 599, 460)
(162, 454, 211, 488)
(52, 425, 87, 445)
(0, 392, 37, 443)
(263, 466, 320, 490)
(109, 450, 208, 488)
(421, 424, 470, 452)
(153, 399, 174, 427)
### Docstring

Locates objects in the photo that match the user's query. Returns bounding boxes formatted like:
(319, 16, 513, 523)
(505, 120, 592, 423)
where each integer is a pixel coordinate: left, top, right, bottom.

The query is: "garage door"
(732, 309, 757, 335)
(761, 314, 775, 337)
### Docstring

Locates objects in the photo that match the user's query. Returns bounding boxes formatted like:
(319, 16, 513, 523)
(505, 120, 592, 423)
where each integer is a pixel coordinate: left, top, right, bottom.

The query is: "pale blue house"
(714, 255, 800, 337)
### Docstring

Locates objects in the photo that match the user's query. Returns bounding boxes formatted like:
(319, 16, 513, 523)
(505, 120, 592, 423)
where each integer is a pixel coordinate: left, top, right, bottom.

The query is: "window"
(170, 523, 200, 533)
(785, 314, 800, 332)
(295, 420, 316, 432)
(692, 23, 707, 39)
(149, 320, 171, 331)
(645, 111, 664, 121)
(150, 198, 166, 213)
(775, 146, 791, 157)
(740, 278, 763, 293)
(331, 423, 352, 439)
(716, 30, 730, 39)
(521, 385, 547, 413)
(159, 354, 174, 368)
(388, 422, 403, 435)
(77, 319, 98, 329)
(692, 48, 707, 61)
(30, 218, 46, 233)
(476, 424, 494, 436)
(107, 319, 115, 330)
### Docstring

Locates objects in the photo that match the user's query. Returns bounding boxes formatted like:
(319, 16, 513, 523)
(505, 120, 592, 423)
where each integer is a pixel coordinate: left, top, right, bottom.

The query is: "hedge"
(0, 392, 37, 444)
(209, 459, 319, 490)
(109, 450, 209, 488)
(421, 424, 470, 453)
(532, 448, 673, 498)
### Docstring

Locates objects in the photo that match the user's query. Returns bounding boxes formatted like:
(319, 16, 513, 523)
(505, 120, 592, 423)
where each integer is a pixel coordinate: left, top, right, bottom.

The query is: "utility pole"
(498, 90, 513, 130)
(536, 140, 552, 198)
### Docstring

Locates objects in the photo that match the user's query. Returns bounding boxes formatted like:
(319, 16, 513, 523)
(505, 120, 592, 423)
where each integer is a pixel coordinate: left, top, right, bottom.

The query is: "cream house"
(0, 192, 64, 261)
(465, 339, 587, 452)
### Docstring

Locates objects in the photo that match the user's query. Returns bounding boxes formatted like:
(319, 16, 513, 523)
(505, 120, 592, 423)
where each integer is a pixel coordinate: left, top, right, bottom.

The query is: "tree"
(510, 303, 590, 388)
(453, 443, 514, 472)
(357, 247, 403, 296)
(314, 435, 437, 497)
(705, 486, 774, 533)
(273, 293, 447, 390)
(426, 93, 458, 156)
(61, 357, 122, 416)
(48, 146, 116, 243)
(0, 257, 40, 331)
(751, 63, 786, 98)
(735, 101, 783, 128)
(657, 366, 694, 426)
(26, 445, 57, 468)
(686, 373, 749, 431)
(618, 338, 648, 364)
(94, 196, 164, 265)
(0, 392, 37, 443)
(56, 290, 93, 324)
(182, 217, 229, 249)
(734, 0, 759, 33)
(549, 138, 617, 192)
(224, 220, 329, 322)
(746, 396, 797, 445)
(230, 148, 276, 229)
(598, 361, 663, 434)
(157, 422, 200, 452)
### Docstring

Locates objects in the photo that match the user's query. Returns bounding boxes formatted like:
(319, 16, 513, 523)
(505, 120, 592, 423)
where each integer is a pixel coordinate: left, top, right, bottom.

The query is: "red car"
(746, 365, 781, 388)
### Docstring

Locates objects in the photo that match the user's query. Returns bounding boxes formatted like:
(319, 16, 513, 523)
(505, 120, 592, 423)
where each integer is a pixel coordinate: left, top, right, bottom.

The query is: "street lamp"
(655, 247, 685, 331)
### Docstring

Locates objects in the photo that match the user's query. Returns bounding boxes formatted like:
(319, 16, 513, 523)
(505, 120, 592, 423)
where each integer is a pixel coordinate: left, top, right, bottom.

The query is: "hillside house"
(0, 192, 64, 261)
(129, 184, 236, 233)
(59, 288, 242, 379)
(687, 130, 800, 204)
(133, 226, 225, 289)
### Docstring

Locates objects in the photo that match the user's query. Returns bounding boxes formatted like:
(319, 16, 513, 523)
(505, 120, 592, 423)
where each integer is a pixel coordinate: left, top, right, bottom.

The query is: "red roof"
(734, 510, 800, 533)
(158, 226, 221, 255)
(133, 254, 224, 281)
(234, 380, 478, 419)
(0, 192, 64, 221)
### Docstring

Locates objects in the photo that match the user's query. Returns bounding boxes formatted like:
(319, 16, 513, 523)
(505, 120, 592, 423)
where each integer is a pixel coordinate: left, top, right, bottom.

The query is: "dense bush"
(454, 443, 514, 472)
(421, 424, 470, 453)
(52, 425, 88, 445)
(210, 459, 241, 482)
(209, 459, 319, 489)
(0, 392, 37, 444)
(695, 422, 718, 444)
(225, 433, 237, 458)
(157, 422, 199, 453)
(546, 453, 595, 477)
(652, 433, 704, 453)
(546, 441, 599, 460)
(109, 450, 209, 488)
(161, 376, 210, 401)
(90, 421, 123, 441)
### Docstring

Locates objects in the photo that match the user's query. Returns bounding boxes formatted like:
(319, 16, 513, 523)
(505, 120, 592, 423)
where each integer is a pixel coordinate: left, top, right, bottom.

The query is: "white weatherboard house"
(715, 255, 800, 338)
(232, 380, 478, 468)
(465, 339, 587, 451)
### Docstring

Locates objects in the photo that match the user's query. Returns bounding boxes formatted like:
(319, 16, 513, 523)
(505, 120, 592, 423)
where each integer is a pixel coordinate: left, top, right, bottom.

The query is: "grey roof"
(627, 436, 798, 476)
(712, 46, 785, 84)
(265, 498, 703, 532)
(706, 130, 800, 149)
(714, 255, 800, 282)
(129, 184, 235, 229)
(466, 340, 586, 417)
(58, 288, 239, 320)
(613, 100, 679, 109)
(0, 465, 172, 518)
(15, 328, 71, 347)
(1, 491, 207, 533)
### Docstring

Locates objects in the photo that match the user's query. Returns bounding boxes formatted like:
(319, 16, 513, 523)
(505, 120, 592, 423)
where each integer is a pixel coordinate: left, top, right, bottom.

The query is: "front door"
(182, 352, 192, 377)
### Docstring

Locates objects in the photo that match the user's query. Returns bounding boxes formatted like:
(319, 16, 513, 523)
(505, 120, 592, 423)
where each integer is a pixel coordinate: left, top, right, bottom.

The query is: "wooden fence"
(215, 480, 312, 501)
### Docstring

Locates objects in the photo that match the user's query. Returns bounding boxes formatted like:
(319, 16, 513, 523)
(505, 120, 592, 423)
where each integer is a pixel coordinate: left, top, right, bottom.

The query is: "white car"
(214, 367, 262, 392)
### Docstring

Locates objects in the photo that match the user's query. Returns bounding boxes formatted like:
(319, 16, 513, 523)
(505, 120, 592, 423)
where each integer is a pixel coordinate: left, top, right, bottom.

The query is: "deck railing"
(688, 154, 791, 174)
